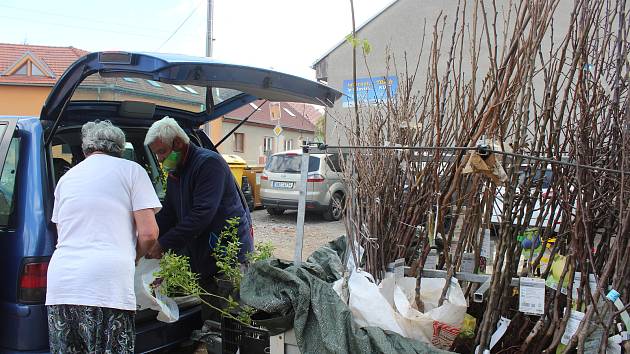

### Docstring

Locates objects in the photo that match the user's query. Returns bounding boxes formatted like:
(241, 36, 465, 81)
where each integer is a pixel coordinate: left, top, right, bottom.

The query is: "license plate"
(272, 181, 294, 189)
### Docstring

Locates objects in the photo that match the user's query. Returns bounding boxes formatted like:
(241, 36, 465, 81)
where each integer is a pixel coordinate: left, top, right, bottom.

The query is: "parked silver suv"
(261, 150, 346, 221)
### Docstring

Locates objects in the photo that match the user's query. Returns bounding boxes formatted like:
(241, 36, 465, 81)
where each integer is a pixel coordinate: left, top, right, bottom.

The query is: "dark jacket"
(156, 143, 254, 279)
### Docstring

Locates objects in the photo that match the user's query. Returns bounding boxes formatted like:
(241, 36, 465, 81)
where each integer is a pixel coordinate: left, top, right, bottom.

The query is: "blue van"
(0, 52, 340, 353)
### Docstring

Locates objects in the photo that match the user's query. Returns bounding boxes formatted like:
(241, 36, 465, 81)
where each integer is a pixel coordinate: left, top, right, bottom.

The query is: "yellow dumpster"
(222, 154, 247, 188)
(243, 165, 264, 209)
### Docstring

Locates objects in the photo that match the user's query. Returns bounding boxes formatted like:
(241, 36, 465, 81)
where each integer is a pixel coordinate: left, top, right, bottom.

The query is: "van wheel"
(266, 207, 285, 216)
(323, 193, 344, 221)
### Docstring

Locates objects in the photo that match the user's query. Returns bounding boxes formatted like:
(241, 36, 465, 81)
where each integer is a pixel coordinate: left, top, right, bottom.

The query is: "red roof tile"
(0, 43, 88, 85)
(288, 102, 324, 125)
(224, 100, 316, 132)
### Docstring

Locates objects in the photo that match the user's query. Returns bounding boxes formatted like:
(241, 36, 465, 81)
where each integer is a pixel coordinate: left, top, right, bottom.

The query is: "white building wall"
(218, 122, 314, 166)
(318, 0, 575, 145)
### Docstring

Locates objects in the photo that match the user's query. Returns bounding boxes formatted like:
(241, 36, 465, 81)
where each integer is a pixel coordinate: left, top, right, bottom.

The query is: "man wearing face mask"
(144, 117, 253, 319)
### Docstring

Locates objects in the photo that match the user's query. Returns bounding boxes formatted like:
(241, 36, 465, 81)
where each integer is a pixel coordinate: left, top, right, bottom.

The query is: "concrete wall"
(318, 0, 575, 145)
(218, 121, 314, 166)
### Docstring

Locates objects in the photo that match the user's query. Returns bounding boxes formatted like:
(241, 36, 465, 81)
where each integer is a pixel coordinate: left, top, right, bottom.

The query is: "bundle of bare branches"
(329, 0, 629, 352)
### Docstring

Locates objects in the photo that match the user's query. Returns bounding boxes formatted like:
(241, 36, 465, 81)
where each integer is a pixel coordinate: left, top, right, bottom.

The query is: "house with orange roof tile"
(0, 43, 315, 167)
(218, 100, 317, 165)
(0, 43, 88, 116)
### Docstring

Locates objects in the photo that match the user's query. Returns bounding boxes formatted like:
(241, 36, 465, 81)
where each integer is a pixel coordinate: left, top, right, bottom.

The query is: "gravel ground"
(250, 208, 346, 261)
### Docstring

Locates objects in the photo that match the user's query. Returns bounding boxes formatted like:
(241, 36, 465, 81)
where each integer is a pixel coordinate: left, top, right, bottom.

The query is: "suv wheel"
(323, 193, 344, 221)
(266, 207, 285, 216)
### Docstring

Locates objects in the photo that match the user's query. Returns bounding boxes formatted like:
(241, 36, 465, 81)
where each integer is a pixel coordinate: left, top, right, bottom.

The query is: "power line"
(0, 15, 163, 39)
(155, 2, 203, 51)
(0, 4, 169, 34)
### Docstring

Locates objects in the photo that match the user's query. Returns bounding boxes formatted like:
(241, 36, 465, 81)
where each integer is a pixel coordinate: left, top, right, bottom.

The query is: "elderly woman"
(46, 120, 161, 353)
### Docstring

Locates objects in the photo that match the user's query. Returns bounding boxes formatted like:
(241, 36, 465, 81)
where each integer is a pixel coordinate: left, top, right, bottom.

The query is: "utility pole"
(206, 0, 213, 57)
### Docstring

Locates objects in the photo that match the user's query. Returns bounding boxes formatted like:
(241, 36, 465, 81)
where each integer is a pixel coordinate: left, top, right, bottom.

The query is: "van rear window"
(266, 155, 319, 173)
(0, 131, 20, 227)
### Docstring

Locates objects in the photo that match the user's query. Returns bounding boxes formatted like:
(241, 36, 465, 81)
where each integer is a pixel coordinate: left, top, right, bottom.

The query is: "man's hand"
(146, 242, 163, 259)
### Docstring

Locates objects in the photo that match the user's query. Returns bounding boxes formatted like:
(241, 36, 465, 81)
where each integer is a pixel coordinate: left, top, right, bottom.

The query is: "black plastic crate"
(221, 316, 270, 354)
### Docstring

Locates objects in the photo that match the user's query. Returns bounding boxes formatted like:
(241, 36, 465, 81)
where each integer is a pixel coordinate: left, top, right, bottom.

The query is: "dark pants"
(47, 304, 135, 354)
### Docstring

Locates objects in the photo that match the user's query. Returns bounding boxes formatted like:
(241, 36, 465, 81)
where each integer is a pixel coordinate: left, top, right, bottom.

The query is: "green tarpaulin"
(240, 237, 448, 354)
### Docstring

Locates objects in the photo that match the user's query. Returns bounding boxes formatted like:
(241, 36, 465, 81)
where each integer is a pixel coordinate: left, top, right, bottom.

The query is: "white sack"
(134, 257, 179, 323)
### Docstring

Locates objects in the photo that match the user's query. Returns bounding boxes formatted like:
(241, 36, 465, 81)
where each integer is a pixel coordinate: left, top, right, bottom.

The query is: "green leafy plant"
(158, 163, 168, 194)
(213, 217, 244, 288)
(345, 34, 372, 55)
(248, 241, 275, 263)
(152, 251, 201, 297)
(152, 217, 275, 326)
(213, 217, 276, 288)
(153, 251, 247, 324)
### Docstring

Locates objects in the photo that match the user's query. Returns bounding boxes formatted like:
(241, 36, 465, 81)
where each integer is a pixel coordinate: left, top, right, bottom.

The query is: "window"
(234, 133, 244, 153)
(146, 80, 162, 88)
(184, 86, 198, 94)
(263, 137, 274, 153)
(283, 107, 296, 117)
(284, 139, 293, 151)
(121, 142, 135, 161)
(265, 154, 320, 173)
(0, 129, 20, 226)
(9, 60, 49, 77)
(14, 63, 27, 75)
(123, 77, 136, 82)
(173, 85, 186, 92)
(31, 65, 44, 76)
(51, 143, 74, 184)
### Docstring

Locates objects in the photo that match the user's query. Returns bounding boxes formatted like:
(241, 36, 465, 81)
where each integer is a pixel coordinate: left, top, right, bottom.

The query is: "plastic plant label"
(561, 309, 585, 345)
(480, 229, 492, 259)
(572, 272, 597, 298)
(461, 253, 475, 274)
(519, 277, 545, 315)
(545, 274, 567, 294)
(489, 316, 511, 349)
(584, 327, 604, 353)
(394, 258, 405, 281)
(425, 250, 437, 270)
(607, 289, 620, 302)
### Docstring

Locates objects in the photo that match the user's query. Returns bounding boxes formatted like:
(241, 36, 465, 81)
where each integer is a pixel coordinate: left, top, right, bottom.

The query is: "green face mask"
(162, 150, 181, 172)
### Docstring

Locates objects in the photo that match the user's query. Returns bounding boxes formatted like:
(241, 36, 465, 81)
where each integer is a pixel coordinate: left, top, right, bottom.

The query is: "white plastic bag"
(333, 270, 405, 335)
(134, 257, 179, 323)
(392, 277, 467, 350)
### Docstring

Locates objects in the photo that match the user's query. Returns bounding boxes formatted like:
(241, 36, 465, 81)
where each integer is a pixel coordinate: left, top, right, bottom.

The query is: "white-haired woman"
(46, 120, 161, 353)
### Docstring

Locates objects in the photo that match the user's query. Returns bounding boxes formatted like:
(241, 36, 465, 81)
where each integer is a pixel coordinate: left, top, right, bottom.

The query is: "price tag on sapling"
(460, 253, 475, 273)
(519, 277, 545, 315)
(561, 309, 585, 345)
(480, 229, 492, 259)
(425, 250, 437, 270)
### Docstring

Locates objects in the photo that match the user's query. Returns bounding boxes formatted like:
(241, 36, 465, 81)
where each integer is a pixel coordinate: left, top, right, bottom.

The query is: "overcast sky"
(0, 0, 393, 79)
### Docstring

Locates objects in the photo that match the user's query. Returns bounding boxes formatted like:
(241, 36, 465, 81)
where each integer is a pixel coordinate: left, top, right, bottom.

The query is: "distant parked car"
(260, 150, 346, 221)
(491, 165, 562, 231)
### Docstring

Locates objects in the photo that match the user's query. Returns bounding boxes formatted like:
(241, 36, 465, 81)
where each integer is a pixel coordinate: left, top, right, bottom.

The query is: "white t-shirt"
(46, 154, 161, 311)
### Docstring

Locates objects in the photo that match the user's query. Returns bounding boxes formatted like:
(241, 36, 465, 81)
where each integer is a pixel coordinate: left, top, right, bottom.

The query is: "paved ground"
(250, 208, 346, 261)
